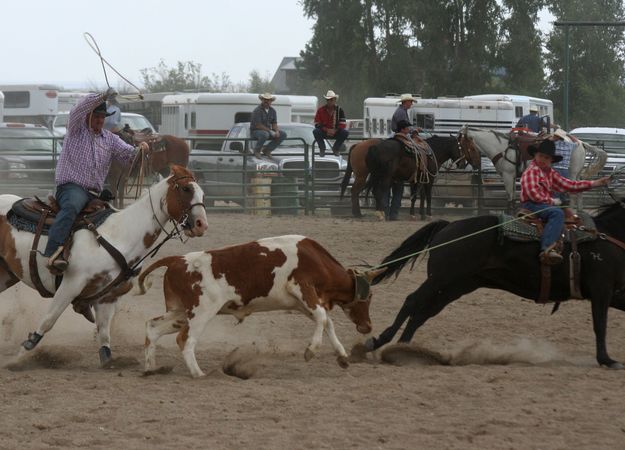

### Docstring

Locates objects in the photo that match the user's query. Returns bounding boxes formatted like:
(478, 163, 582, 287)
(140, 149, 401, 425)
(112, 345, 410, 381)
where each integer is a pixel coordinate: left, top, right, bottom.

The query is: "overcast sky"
(1, 1, 555, 92)
(0, 0, 314, 90)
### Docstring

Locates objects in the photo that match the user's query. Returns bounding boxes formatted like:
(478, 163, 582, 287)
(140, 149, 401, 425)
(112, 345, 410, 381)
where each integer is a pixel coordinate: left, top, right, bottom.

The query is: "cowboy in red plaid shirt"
(520, 139, 609, 264)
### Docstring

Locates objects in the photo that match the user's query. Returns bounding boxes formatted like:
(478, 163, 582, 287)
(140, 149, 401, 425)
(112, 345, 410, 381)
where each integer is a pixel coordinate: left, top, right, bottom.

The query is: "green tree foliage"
(546, 0, 625, 128)
(140, 60, 234, 92)
(247, 70, 275, 93)
(497, 0, 546, 96)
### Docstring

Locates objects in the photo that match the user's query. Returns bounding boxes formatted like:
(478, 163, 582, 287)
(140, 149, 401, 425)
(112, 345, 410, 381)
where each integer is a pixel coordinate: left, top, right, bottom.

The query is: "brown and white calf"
(136, 235, 381, 377)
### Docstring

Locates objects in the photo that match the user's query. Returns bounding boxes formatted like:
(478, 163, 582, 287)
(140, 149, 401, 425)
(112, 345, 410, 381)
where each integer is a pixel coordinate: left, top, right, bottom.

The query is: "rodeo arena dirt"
(1, 213, 624, 449)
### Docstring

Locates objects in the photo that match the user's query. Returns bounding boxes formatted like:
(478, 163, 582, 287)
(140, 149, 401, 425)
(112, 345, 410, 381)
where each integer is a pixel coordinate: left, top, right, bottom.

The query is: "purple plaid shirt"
(55, 93, 136, 192)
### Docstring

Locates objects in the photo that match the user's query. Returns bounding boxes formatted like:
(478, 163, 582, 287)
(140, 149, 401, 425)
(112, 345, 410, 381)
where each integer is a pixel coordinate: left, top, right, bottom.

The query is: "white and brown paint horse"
(459, 125, 607, 212)
(0, 165, 208, 365)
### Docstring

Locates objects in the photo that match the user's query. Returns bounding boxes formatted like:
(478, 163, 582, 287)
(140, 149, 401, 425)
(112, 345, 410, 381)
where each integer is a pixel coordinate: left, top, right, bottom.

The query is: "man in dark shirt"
(516, 105, 545, 133)
(250, 93, 286, 158)
(313, 90, 349, 157)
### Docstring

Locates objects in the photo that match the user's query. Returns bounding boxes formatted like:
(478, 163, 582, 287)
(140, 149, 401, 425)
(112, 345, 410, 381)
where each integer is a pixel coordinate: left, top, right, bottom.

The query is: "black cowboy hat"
(396, 120, 412, 130)
(93, 102, 115, 117)
(528, 139, 563, 163)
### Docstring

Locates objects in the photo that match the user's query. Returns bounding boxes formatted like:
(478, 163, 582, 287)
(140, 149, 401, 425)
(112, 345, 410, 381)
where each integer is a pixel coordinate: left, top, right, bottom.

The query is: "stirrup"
(47, 246, 68, 274)
(540, 248, 563, 265)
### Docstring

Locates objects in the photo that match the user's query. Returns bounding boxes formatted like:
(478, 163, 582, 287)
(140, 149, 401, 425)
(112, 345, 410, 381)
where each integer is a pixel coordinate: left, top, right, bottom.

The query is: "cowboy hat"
(553, 128, 572, 143)
(258, 93, 276, 101)
(398, 93, 416, 103)
(529, 104, 539, 112)
(93, 102, 115, 117)
(396, 120, 412, 130)
(528, 139, 563, 163)
(323, 90, 339, 100)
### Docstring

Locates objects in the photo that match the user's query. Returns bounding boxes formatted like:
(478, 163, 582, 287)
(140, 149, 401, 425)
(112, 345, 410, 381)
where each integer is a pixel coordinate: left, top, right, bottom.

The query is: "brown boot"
(47, 246, 68, 274)
(261, 147, 272, 157)
(253, 150, 263, 159)
(540, 248, 563, 265)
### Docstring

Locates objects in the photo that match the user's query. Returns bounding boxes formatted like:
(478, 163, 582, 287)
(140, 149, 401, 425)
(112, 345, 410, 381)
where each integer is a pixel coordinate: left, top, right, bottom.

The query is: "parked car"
(189, 122, 348, 207)
(53, 111, 156, 137)
(570, 127, 625, 173)
(0, 122, 59, 197)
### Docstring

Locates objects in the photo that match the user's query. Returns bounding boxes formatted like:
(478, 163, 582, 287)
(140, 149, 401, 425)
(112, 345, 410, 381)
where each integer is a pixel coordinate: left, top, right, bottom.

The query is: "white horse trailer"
(464, 94, 553, 123)
(160, 93, 292, 149)
(286, 95, 317, 124)
(0, 84, 60, 128)
(57, 92, 90, 112)
(364, 95, 516, 138)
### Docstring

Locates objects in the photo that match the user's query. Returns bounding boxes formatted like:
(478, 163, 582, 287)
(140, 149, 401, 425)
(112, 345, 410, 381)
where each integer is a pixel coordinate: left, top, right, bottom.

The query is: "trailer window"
(191, 112, 196, 129)
(5, 91, 30, 108)
(515, 106, 523, 117)
(365, 118, 370, 134)
(372, 118, 378, 134)
(184, 113, 188, 130)
(415, 113, 434, 130)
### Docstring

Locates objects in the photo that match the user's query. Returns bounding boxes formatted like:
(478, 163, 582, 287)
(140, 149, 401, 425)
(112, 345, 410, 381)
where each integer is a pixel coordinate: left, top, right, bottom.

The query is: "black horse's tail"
(363, 145, 386, 197)
(340, 143, 357, 199)
(372, 220, 450, 285)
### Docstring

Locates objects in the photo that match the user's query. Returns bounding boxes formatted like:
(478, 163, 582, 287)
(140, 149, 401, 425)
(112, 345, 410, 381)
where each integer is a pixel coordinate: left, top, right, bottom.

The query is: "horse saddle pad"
(499, 212, 597, 244)
(7, 197, 115, 235)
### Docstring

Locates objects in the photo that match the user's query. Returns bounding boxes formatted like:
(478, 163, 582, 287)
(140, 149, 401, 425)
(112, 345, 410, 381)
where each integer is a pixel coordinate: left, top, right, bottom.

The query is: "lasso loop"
(83, 32, 144, 100)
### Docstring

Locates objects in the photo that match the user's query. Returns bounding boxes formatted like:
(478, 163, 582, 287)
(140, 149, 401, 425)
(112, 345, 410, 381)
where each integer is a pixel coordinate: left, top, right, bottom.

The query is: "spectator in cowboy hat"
(250, 93, 286, 158)
(516, 104, 547, 133)
(313, 90, 349, 157)
(520, 139, 610, 265)
(391, 93, 415, 133)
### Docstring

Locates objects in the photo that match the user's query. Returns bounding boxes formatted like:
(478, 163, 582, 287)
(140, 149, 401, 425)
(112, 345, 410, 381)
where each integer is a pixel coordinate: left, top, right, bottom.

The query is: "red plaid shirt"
(520, 161, 592, 205)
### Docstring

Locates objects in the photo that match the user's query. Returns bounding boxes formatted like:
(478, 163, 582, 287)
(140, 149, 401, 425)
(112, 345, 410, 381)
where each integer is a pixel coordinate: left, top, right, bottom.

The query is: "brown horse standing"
(340, 135, 478, 220)
(107, 134, 190, 208)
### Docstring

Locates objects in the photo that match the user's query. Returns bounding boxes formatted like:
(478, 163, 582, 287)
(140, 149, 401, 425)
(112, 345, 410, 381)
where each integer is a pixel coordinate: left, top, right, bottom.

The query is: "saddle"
(117, 127, 166, 152)
(500, 211, 597, 305)
(392, 135, 432, 184)
(508, 130, 546, 163)
(7, 197, 116, 300)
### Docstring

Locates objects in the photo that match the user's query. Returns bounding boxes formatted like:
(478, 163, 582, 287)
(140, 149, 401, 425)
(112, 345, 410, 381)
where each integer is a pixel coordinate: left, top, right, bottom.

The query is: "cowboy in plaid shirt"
(520, 139, 609, 264)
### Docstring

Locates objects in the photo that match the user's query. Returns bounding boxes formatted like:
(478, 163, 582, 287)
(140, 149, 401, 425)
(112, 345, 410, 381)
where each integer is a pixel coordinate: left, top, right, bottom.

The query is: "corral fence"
(0, 135, 617, 216)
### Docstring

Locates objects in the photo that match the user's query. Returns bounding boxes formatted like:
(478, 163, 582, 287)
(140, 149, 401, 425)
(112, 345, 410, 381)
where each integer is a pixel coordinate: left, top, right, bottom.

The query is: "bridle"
(148, 174, 205, 239)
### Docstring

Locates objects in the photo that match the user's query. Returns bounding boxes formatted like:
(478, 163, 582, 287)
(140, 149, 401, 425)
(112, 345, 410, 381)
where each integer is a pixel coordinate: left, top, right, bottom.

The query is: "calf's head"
(341, 268, 385, 334)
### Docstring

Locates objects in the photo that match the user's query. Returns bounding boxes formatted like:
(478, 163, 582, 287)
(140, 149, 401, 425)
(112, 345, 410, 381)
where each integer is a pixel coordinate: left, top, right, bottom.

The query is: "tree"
(140, 60, 234, 92)
(497, 0, 546, 96)
(545, 0, 625, 128)
(247, 70, 274, 93)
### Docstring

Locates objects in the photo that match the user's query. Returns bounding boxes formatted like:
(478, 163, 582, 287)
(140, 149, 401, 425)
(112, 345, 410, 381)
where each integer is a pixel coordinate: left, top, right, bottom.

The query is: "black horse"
(341, 135, 477, 220)
(365, 201, 625, 369)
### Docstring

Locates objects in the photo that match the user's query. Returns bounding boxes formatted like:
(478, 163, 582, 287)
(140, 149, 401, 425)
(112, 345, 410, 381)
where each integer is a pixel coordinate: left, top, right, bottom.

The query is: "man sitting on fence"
(250, 93, 286, 159)
(313, 90, 349, 157)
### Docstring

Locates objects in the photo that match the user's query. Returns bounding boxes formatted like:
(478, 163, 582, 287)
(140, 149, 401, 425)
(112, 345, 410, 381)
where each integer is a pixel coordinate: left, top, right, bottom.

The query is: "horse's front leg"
(501, 170, 516, 214)
(350, 177, 365, 218)
(591, 291, 624, 369)
(423, 183, 432, 220)
(94, 301, 119, 366)
(409, 183, 418, 218)
(21, 280, 87, 350)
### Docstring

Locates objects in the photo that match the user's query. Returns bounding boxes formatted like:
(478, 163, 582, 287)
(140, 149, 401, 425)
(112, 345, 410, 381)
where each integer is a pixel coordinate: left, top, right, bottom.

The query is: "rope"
(83, 32, 143, 100)
(368, 206, 566, 270)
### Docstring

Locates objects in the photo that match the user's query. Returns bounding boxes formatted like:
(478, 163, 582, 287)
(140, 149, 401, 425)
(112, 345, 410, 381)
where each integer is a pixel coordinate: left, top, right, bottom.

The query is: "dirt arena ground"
(1, 213, 624, 449)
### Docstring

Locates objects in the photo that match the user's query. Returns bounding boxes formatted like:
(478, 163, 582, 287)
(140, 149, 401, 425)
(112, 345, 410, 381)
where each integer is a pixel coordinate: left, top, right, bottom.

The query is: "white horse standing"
(459, 126, 607, 211)
(0, 165, 208, 365)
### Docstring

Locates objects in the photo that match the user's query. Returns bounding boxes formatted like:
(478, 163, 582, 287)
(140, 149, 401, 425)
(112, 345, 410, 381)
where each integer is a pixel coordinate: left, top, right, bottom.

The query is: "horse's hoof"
(99, 346, 112, 367)
(336, 355, 349, 369)
(604, 361, 625, 370)
(21, 332, 43, 351)
(304, 348, 314, 362)
(363, 337, 377, 352)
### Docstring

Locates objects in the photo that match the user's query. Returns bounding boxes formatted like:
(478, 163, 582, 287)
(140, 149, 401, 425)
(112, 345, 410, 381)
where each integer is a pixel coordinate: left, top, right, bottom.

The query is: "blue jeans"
(44, 183, 96, 257)
(313, 128, 349, 155)
(251, 129, 286, 152)
(521, 202, 564, 251)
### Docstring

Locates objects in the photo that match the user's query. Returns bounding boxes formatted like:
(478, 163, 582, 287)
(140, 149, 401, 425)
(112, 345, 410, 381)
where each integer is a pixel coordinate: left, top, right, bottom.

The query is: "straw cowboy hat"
(323, 90, 339, 100)
(398, 93, 416, 103)
(529, 104, 539, 112)
(258, 93, 276, 101)
(553, 128, 572, 143)
(528, 139, 563, 163)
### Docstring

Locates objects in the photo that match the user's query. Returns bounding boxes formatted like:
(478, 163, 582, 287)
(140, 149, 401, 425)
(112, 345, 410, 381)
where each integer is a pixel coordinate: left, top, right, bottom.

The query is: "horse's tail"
(134, 256, 179, 295)
(579, 141, 607, 179)
(363, 144, 386, 196)
(339, 143, 356, 199)
(372, 220, 450, 285)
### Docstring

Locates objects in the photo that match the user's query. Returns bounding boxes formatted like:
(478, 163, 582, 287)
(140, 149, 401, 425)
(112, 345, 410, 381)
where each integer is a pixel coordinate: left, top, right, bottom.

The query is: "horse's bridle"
(149, 174, 205, 237)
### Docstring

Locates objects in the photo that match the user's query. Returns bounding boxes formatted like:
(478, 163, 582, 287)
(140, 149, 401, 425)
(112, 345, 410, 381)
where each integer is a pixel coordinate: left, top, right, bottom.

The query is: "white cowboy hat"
(323, 90, 339, 100)
(258, 93, 276, 101)
(398, 93, 416, 103)
(529, 104, 539, 112)
(553, 128, 572, 142)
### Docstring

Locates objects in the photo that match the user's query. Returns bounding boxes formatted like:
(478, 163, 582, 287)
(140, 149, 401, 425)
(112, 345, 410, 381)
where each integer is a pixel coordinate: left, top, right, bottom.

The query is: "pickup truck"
(188, 122, 348, 207)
